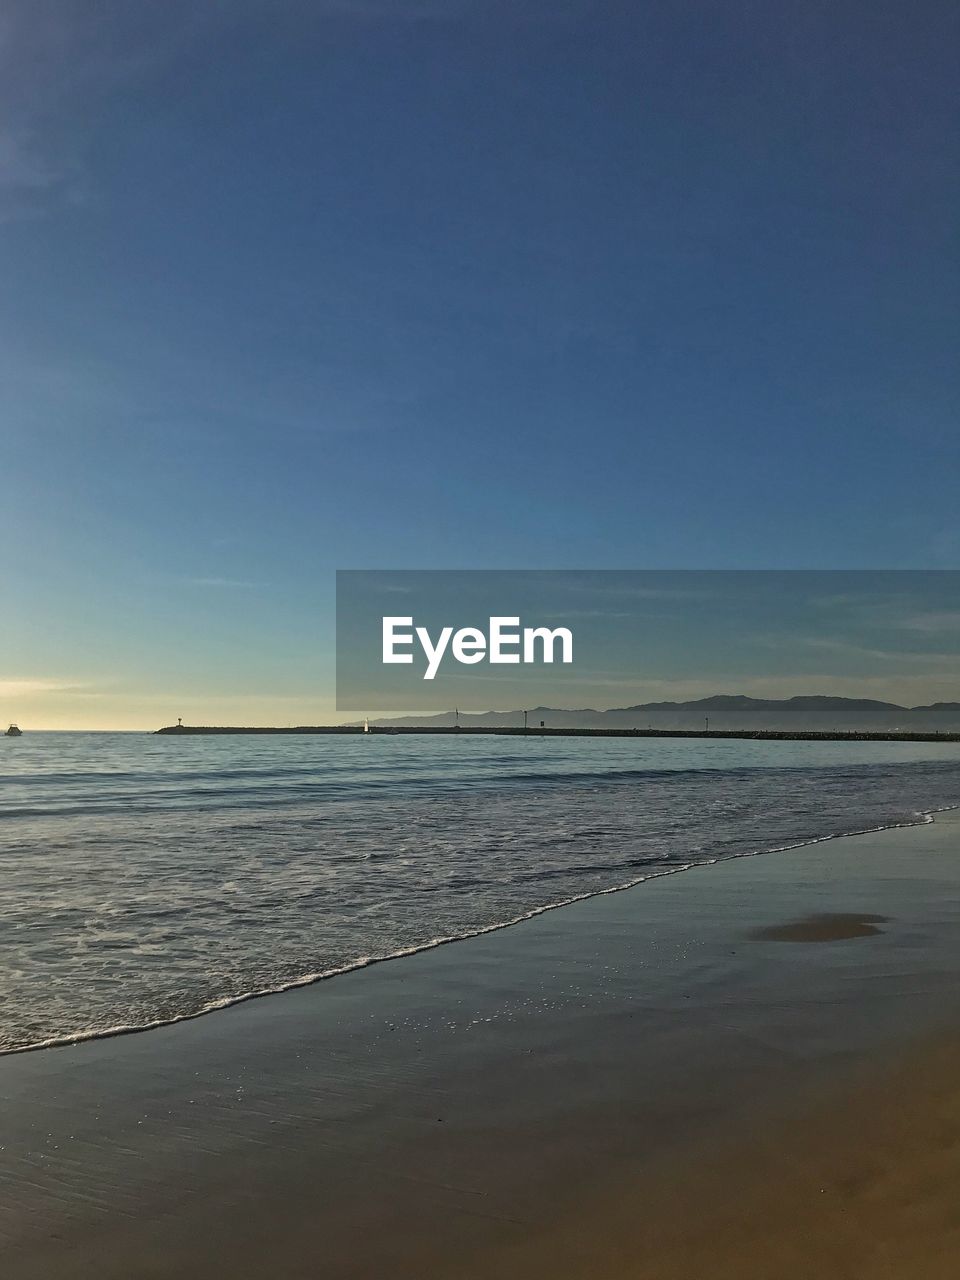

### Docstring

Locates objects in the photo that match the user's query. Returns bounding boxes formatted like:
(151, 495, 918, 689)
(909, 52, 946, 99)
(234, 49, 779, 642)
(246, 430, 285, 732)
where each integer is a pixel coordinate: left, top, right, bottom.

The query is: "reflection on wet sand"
(749, 912, 890, 942)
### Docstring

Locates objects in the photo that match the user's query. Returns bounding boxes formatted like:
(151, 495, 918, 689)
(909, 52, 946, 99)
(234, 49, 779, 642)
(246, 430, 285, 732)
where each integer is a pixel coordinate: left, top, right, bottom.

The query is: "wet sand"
(749, 910, 890, 941)
(2, 811, 960, 1277)
(468, 1030, 960, 1279)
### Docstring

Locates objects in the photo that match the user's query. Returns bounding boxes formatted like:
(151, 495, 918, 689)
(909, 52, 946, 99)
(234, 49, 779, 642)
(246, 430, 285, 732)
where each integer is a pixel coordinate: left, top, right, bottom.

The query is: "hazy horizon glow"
(11, 671, 960, 732)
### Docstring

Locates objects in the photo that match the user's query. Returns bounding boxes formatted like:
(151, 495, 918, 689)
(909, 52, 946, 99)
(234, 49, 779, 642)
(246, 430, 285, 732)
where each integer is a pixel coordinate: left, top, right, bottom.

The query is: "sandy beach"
(472, 1029, 960, 1279)
(2, 810, 960, 1278)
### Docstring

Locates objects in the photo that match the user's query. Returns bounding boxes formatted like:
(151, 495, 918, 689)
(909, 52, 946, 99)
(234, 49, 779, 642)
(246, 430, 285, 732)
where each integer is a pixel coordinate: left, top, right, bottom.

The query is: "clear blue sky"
(2, 1, 957, 726)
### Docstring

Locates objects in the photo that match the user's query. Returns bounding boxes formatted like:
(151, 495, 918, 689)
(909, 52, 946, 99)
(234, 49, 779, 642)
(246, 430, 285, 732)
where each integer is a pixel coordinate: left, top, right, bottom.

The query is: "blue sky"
(2, 1, 957, 726)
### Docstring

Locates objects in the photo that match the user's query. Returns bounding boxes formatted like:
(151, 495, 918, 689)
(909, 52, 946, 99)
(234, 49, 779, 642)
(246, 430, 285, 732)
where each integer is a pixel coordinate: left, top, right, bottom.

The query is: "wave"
(6, 757, 954, 822)
(1, 805, 950, 1060)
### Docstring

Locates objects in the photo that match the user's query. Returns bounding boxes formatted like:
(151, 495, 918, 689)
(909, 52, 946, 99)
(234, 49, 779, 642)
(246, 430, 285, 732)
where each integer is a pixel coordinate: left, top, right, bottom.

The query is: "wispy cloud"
(805, 589, 960, 647)
(0, 0, 589, 222)
(0, 127, 85, 222)
(0, 678, 90, 696)
(556, 579, 718, 602)
(0, 1, 202, 221)
(304, 0, 479, 16)
(794, 636, 960, 668)
(375, 672, 960, 716)
(0, 129, 62, 192)
(179, 577, 261, 589)
(540, 609, 639, 620)
(268, 0, 572, 21)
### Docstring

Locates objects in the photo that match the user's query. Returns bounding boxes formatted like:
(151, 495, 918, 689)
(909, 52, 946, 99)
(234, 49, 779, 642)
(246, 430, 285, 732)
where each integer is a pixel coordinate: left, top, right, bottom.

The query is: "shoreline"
(3, 805, 953, 1060)
(3, 809, 960, 1276)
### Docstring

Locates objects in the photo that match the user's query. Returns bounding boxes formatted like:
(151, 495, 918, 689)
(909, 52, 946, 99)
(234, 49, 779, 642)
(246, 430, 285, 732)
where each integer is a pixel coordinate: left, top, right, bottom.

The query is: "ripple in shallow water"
(0, 733, 958, 1052)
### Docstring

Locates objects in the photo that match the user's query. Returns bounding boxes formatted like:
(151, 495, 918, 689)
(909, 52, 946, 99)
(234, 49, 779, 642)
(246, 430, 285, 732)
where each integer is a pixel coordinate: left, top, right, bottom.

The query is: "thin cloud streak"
(795, 636, 960, 668)
(0, 678, 90, 695)
(179, 577, 262, 589)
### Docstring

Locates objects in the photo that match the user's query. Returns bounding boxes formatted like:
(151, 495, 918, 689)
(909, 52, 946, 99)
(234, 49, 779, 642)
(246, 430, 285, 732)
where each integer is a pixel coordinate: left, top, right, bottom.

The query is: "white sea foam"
(1, 732, 958, 1055)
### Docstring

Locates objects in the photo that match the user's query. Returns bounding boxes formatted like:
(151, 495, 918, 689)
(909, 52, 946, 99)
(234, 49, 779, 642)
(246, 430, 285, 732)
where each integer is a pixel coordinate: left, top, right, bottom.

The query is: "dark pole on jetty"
(523, 709, 528, 732)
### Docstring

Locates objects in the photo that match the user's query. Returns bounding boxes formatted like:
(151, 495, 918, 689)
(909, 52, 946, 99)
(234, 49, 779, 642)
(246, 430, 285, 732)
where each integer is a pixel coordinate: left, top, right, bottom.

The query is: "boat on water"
(5, 723, 22, 737)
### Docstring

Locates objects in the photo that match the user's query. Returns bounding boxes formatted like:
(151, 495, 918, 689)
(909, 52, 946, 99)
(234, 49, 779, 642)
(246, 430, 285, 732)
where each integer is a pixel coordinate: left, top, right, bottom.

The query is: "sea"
(1, 731, 958, 1054)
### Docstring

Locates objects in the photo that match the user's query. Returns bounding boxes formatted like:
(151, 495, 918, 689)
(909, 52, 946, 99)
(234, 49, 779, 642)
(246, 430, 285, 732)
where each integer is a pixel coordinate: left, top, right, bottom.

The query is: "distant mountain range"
(371, 696, 960, 732)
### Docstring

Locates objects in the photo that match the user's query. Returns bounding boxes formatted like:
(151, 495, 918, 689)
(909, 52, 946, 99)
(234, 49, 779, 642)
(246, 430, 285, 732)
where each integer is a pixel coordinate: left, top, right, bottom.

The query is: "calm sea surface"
(1, 732, 958, 1054)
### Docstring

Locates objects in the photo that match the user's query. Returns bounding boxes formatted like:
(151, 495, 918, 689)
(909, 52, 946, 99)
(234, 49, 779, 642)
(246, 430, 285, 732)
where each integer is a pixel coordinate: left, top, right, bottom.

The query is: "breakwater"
(155, 725, 960, 743)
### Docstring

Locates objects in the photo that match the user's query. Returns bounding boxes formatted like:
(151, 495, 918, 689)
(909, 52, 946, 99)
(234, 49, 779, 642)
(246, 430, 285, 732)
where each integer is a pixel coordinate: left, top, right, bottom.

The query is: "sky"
(1, 1, 958, 728)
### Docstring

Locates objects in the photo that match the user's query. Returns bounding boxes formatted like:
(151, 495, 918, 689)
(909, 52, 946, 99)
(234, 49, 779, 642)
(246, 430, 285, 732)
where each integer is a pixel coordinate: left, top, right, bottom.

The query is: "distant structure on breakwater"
(155, 724, 960, 743)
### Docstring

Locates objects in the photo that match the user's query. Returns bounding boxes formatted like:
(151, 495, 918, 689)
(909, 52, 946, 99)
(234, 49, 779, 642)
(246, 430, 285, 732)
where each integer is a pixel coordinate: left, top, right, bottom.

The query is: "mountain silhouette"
(370, 696, 960, 732)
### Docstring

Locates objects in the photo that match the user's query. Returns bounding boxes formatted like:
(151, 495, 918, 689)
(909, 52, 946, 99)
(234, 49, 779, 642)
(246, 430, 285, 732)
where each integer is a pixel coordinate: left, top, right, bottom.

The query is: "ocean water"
(1, 732, 958, 1055)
